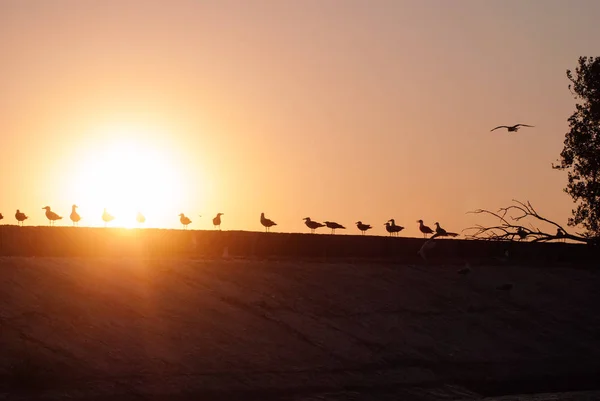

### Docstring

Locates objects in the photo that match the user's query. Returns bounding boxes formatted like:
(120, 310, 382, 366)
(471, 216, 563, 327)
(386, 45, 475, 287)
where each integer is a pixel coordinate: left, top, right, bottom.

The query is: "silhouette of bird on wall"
(303, 217, 325, 234)
(432, 222, 459, 239)
(490, 124, 534, 132)
(136, 212, 146, 226)
(70, 205, 81, 226)
(15, 210, 28, 226)
(385, 219, 404, 237)
(417, 219, 434, 238)
(102, 208, 115, 227)
(355, 221, 372, 235)
(324, 221, 345, 234)
(42, 206, 62, 226)
(213, 213, 224, 230)
(179, 213, 191, 229)
(260, 213, 277, 232)
(0, 212, 3, 221)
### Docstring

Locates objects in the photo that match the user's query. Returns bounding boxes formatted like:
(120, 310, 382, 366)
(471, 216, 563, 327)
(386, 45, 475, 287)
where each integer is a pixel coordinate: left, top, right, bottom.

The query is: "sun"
(70, 124, 189, 228)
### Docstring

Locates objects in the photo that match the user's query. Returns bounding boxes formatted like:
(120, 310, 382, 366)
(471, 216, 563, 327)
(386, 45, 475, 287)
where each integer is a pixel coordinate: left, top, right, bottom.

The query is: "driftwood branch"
(463, 199, 592, 244)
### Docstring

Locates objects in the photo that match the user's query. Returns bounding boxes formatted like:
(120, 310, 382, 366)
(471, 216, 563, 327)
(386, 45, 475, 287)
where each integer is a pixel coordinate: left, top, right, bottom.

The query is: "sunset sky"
(1, 0, 599, 234)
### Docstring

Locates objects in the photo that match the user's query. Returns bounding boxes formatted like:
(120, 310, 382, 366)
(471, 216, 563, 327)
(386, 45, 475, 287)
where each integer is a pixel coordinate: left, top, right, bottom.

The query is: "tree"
(553, 57, 600, 236)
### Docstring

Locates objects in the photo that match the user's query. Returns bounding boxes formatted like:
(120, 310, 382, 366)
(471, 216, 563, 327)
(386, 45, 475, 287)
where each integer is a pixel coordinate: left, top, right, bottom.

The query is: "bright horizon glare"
(1, 0, 600, 234)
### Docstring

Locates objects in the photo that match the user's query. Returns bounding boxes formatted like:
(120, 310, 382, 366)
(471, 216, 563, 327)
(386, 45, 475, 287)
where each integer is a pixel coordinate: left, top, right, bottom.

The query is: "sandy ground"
(1, 257, 599, 400)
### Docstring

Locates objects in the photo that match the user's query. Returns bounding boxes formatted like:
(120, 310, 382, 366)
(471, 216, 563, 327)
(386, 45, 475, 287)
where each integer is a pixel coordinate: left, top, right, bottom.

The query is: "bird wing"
(514, 124, 534, 128)
(490, 126, 509, 131)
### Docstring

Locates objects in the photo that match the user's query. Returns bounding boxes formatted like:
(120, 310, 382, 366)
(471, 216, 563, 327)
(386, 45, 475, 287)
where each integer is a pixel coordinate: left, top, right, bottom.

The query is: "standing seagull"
(70, 205, 81, 226)
(355, 221, 372, 235)
(324, 221, 346, 234)
(213, 213, 224, 230)
(432, 222, 459, 239)
(417, 219, 434, 238)
(385, 219, 405, 237)
(15, 210, 28, 226)
(179, 213, 191, 229)
(260, 213, 277, 232)
(102, 208, 115, 227)
(136, 212, 146, 226)
(303, 217, 325, 234)
(42, 206, 63, 226)
(490, 124, 534, 132)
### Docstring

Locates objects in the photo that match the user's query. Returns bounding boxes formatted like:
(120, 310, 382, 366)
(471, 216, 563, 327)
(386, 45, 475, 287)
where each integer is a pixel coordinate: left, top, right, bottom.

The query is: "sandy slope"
(1, 257, 599, 400)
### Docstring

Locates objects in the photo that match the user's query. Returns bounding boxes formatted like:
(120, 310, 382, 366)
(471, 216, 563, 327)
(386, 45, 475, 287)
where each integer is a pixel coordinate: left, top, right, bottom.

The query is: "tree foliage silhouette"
(553, 56, 600, 236)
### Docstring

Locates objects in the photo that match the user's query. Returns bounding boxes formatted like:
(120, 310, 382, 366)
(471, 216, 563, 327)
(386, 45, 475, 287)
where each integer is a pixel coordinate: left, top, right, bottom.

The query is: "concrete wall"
(0, 226, 596, 266)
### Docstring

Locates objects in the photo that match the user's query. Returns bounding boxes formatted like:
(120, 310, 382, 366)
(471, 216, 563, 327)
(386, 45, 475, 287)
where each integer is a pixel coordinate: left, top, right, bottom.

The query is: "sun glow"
(70, 124, 190, 228)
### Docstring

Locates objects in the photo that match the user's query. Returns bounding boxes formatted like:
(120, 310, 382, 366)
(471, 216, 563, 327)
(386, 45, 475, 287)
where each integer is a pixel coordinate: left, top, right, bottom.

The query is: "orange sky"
(1, 0, 599, 235)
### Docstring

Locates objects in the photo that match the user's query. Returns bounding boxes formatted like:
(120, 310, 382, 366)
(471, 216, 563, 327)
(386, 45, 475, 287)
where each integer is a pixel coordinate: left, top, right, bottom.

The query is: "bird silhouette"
(432, 222, 460, 239)
(136, 211, 146, 226)
(303, 217, 325, 234)
(102, 208, 115, 227)
(213, 213, 224, 230)
(42, 206, 62, 226)
(179, 213, 191, 229)
(385, 219, 404, 237)
(0, 212, 3, 221)
(417, 220, 434, 238)
(556, 228, 566, 243)
(260, 213, 277, 232)
(490, 124, 534, 132)
(516, 227, 528, 241)
(15, 210, 28, 226)
(355, 221, 372, 235)
(70, 205, 81, 226)
(324, 221, 345, 234)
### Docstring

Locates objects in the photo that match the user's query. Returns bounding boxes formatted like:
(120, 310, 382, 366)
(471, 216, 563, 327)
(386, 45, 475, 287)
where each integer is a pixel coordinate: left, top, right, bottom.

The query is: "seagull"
(15, 210, 28, 226)
(102, 208, 115, 227)
(556, 228, 566, 243)
(260, 213, 277, 232)
(70, 205, 81, 226)
(303, 217, 325, 234)
(324, 221, 346, 234)
(355, 221, 372, 235)
(179, 213, 192, 229)
(432, 222, 460, 239)
(385, 219, 405, 237)
(490, 124, 534, 132)
(0, 213, 3, 221)
(417, 219, 434, 238)
(136, 211, 146, 226)
(213, 213, 224, 230)
(516, 227, 528, 241)
(42, 206, 63, 226)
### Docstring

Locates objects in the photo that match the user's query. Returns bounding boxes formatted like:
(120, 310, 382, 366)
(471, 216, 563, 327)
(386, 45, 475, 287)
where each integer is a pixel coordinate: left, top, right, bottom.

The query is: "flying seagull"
(490, 124, 534, 132)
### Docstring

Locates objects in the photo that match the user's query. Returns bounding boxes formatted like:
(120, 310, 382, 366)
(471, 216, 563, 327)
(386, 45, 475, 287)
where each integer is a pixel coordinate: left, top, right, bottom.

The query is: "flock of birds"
(1, 206, 461, 239)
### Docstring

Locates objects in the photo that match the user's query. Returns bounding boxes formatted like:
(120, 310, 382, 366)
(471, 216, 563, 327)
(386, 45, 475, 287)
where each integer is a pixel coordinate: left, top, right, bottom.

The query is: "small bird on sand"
(260, 213, 277, 232)
(496, 283, 513, 291)
(136, 212, 146, 226)
(324, 221, 346, 234)
(70, 205, 81, 226)
(385, 219, 404, 237)
(213, 213, 224, 230)
(42, 206, 63, 226)
(432, 222, 460, 239)
(179, 213, 192, 229)
(490, 124, 534, 132)
(15, 210, 28, 226)
(102, 208, 115, 227)
(303, 217, 325, 234)
(417, 219, 434, 238)
(355, 221, 372, 235)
